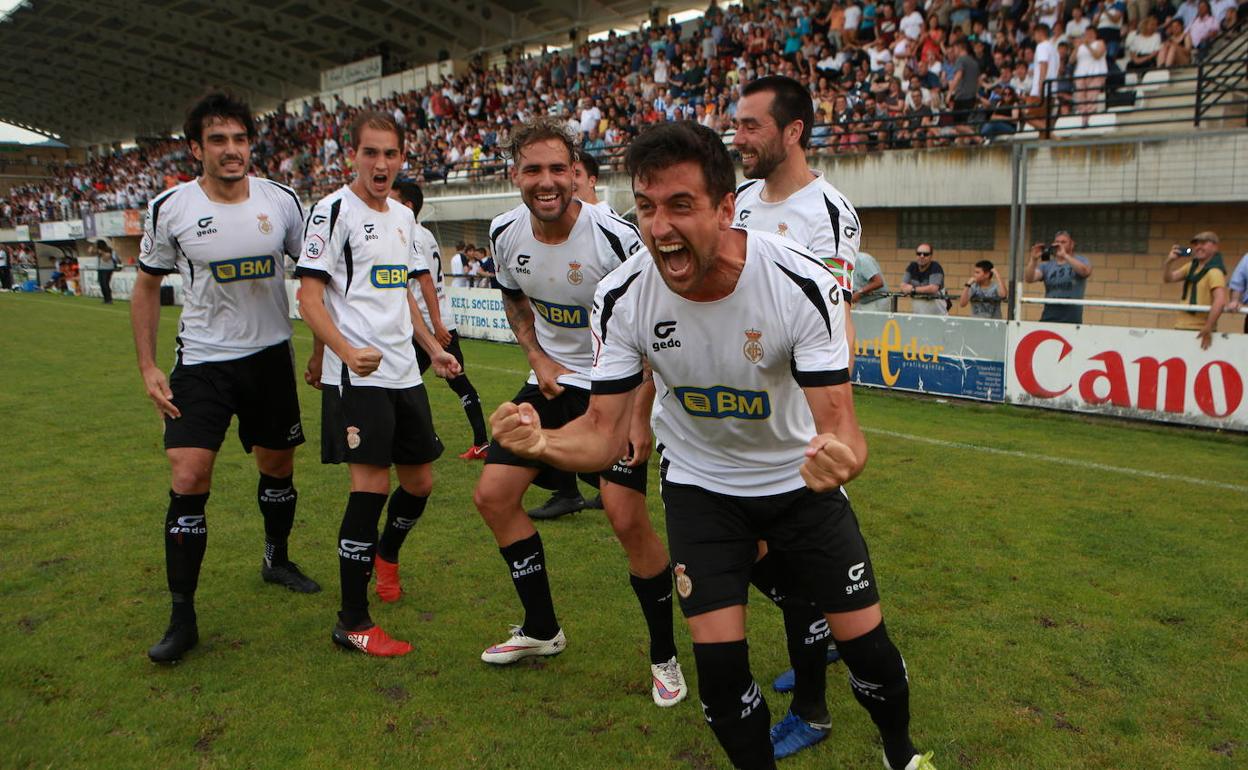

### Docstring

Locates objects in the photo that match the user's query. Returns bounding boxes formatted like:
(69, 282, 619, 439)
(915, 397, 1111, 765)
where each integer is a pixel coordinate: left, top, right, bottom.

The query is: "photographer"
(1164, 231, 1227, 350)
(1025, 230, 1093, 323)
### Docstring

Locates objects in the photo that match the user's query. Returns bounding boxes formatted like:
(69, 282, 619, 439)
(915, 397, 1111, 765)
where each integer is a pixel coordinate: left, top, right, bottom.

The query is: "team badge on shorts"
(566, 261, 583, 285)
(257, 213, 273, 234)
(743, 329, 764, 364)
(674, 563, 693, 599)
(346, 426, 361, 449)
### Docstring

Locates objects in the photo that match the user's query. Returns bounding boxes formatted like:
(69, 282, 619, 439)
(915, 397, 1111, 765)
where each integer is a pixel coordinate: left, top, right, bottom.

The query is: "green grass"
(1, 291, 1245, 769)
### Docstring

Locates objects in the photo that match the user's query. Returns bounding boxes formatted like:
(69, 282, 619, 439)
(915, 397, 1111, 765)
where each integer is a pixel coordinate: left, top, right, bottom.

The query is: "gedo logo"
(1013, 329, 1244, 419)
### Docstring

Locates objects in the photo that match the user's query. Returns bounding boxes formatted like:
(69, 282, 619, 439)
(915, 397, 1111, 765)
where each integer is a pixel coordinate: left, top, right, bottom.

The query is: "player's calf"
(693, 640, 776, 769)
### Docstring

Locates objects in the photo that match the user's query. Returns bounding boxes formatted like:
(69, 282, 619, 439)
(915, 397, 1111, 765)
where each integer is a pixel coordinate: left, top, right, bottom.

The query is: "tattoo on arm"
(502, 293, 544, 360)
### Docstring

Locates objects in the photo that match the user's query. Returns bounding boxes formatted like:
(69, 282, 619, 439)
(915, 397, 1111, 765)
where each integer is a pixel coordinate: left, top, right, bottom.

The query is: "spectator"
(1094, 0, 1128, 58)
(1163, 231, 1227, 349)
(1225, 251, 1248, 333)
(1071, 28, 1108, 123)
(1185, 1, 1221, 52)
(959, 259, 1007, 318)
(1125, 17, 1163, 71)
(900, 242, 948, 315)
(851, 250, 888, 306)
(0, 243, 10, 291)
(1157, 18, 1194, 67)
(476, 247, 498, 289)
(980, 85, 1021, 141)
(1025, 230, 1093, 324)
(1028, 23, 1063, 128)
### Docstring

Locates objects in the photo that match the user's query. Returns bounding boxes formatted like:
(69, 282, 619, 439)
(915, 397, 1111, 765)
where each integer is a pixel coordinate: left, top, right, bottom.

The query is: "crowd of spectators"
(2, 0, 1244, 227)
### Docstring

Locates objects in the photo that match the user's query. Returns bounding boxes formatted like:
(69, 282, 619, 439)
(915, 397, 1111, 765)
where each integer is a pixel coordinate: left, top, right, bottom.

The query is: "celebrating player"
(132, 92, 320, 665)
(297, 111, 459, 657)
(390, 180, 490, 461)
(491, 122, 934, 770)
(473, 116, 687, 708)
(732, 74, 865, 757)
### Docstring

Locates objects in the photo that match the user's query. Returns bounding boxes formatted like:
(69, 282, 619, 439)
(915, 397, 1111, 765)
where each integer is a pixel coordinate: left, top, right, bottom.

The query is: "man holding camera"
(1164, 230, 1227, 350)
(1025, 230, 1092, 323)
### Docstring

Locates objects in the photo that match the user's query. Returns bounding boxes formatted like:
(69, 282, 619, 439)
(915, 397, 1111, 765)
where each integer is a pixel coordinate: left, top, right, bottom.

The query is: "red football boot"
(375, 556, 402, 603)
(331, 623, 413, 656)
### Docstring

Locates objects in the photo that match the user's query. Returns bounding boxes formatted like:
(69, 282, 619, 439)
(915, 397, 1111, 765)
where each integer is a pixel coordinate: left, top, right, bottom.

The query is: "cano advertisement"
(1006, 321, 1248, 431)
(850, 311, 1008, 402)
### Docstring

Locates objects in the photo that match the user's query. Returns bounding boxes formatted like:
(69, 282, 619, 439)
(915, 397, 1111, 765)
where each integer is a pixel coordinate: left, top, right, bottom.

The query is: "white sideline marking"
(17, 296, 1246, 492)
(865, 428, 1248, 493)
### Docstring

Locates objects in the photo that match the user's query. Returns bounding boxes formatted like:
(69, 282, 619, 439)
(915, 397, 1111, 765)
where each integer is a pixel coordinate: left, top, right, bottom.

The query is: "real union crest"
(776, 222, 789, 238)
(674, 563, 692, 599)
(743, 329, 764, 363)
(567, 261, 583, 285)
(257, 213, 273, 234)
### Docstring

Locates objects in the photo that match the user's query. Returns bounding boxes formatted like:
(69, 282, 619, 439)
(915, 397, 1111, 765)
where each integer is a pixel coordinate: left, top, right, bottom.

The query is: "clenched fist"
(799, 434, 860, 492)
(490, 401, 547, 460)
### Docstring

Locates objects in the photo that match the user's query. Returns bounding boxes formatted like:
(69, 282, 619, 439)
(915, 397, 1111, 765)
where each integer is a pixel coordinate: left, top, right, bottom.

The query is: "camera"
(1177, 247, 1193, 257)
(1040, 244, 1055, 261)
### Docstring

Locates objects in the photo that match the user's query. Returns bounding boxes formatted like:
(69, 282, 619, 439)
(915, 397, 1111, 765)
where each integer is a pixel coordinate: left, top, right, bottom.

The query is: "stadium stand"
(2, 0, 1245, 228)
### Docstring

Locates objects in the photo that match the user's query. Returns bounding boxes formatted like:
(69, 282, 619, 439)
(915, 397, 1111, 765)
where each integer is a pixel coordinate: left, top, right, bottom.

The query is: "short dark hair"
(504, 115, 577, 165)
(349, 110, 404, 151)
(183, 92, 256, 146)
(1034, 22, 1051, 35)
(975, 259, 994, 272)
(624, 121, 736, 205)
(577, 151, 601, 179)
(741, 75, 815, 149)
(392, 179, 424, 216)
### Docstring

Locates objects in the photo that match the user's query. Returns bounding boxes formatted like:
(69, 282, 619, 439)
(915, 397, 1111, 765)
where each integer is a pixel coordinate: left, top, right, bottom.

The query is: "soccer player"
(491, 121, 935, 770)
(297, 111, 460, 657)
(732, 74, 865, 758)
(572, 151, 616, 215)
(473, 116, 687, 708)
(132, 92, 320, 665)
(390, 180, 490, 461)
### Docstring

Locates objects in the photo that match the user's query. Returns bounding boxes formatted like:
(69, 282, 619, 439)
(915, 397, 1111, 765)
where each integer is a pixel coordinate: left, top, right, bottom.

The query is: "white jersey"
(409, 222, 454, 332)
(296, 186, 429, 388)
(592, 229, 850, 497)
(490, 201, 643, 390)
(450, 252, 471, 287)
(732, 172, 861, 292)
(138, 177, 303, 365)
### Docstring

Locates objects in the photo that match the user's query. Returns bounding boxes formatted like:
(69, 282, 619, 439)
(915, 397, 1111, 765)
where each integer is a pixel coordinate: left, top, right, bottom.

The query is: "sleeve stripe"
(597, 269, 642, 344)
(596, 223, 627, 263)
(824, 195, 842, 259)
(293, 265, 330, 280)
(839, 194, 860, 230)
(591, 372, 643, 394)
(735, 179, 760, 196)
(781, 243, 835, 276)
(263, 178, 303, 213)
(607, 212, 642, 239)
(149, 187, 178, 234)
(302, 201, 318, 240)
(792, 368, 850, 387)
(490, 216, 516, 251)
(772, 260, 832, 338)
(139, 262, 175, 276)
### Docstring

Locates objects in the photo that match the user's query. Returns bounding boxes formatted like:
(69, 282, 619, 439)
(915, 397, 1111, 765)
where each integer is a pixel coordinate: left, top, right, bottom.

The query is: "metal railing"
(1196, 14, 1248, 126)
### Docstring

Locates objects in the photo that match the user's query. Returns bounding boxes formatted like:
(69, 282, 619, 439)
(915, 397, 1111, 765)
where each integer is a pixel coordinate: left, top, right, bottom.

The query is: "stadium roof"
(0, 0, 656, 146)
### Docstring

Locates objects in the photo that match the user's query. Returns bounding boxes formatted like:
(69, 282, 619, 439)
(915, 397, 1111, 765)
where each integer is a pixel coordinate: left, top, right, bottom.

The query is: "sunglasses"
(915, 250, 932, 256)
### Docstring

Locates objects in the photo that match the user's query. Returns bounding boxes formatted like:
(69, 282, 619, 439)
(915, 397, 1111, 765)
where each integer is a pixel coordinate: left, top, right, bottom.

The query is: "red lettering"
(1078, 352, 1131, 406)
(1193, 361, 1244, 418)
(1133, 357, 1187, 413)
(1014, 330, 1073, 398)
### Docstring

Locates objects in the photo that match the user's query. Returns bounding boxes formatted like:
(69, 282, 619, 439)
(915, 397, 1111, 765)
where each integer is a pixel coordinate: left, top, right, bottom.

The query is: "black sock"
(837, 622, 916, 770)
(693, 640, 775, 770)
(336, 491, 387, 630)
(752, 551, 831, 722)
(165, 491, 208, 620)
(781, 601, 831, 724)
(500, 533, 559, 640)
(258, 473, 296, 567)
(555, 474, 581, 500)
(448, 374, 488, 446)
(377, 486, 427, 563)
(630, 567, 678, 664)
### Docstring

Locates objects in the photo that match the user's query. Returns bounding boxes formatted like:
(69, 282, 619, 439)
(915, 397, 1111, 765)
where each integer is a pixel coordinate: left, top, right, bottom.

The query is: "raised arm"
(490, 390, 635, 473)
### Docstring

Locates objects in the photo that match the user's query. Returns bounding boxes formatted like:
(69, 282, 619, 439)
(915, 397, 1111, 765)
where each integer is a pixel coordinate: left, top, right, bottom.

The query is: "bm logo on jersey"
(370, 264, 409, 288)
(531, 299, 588, 328)
(674, 386, 771, 420)
(210, 255, 275, 283)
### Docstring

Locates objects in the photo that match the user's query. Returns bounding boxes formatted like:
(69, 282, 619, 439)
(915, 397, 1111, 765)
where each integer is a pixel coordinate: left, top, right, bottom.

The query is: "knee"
(403, 478, 433, 498)
(170, 461, 211, 495)
(257, 454, 295, 479)
(473, 485, 513, 526)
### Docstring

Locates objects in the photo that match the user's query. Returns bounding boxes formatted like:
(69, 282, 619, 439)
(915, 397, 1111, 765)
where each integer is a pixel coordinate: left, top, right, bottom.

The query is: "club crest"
(743, 329, 764, 363)
(257, 213, 273, 235)
(346, 425, 361, 449)
(674, 563, 693, 599)
(567, 261, 583, 285)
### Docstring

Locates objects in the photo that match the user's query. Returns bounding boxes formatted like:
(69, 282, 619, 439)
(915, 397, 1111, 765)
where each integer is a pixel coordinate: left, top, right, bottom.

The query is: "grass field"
(1, 291, 1245, 770)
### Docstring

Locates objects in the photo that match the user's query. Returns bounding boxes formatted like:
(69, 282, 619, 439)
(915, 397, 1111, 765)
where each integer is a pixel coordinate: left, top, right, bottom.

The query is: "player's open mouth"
(739, 151, 756, 164)
(372, 173, 388, 185)
(657, 242, 691, 277)
(534, 192, 559, 204)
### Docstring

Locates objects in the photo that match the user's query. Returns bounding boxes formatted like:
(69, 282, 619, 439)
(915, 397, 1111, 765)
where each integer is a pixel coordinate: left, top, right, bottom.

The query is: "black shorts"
(485, 383, 647, 494)
(414, 329, 467, 375)
(320, 382, 444, 467)
(661, 479, 879, 618)
(163, 341, 304, 453)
